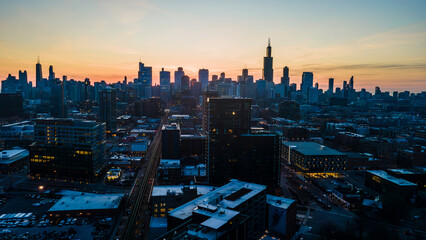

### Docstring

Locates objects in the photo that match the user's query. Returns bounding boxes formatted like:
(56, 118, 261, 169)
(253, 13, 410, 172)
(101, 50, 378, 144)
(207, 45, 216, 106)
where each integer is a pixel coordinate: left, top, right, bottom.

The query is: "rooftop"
(169, 179, 266, 220)
(266, 195, 296, 209)
(0, 149, 29, 164)
(48, 194, 124, 212)
(152, 185, 215, 197)
(367, 170, 417, 186)
(282, 141, 345, 156)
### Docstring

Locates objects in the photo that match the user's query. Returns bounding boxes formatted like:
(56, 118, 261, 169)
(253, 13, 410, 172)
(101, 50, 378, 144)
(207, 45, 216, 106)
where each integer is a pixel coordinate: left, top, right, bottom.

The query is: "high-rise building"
(160, 68, 171, 102)
(161, 123, 181, 159)
(174, 67, 184, 92)
(48, 65, 55, 81)
(206, 98, 280, 192)
(50, 78, 65, 118)
(263, 39, 273, 82)
(99, 87, 117, 131)
(301, 72, 313, 95)
(198, 69, 209, 90)
(137, 62, 152, 98)
(29, 118, 106, 181)
(328, 78, 334, 93)
(349, 76, 354, 90)
(281, 66, 290, 86)
(36, 57, 42, 88)
(181, 75, 190, 93)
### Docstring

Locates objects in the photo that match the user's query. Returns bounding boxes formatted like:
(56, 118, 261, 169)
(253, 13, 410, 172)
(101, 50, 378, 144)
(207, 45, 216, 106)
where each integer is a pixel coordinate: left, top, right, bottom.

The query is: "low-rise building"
(365, 170, 417, 196)
(281, 141, 347, 174)
(0, 148, 29, 174)
(166, 179, 267, 240)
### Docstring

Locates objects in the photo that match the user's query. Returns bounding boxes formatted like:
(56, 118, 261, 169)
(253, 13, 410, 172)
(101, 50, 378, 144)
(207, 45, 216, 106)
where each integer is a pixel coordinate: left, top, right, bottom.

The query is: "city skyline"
(1, 0, 426, 92)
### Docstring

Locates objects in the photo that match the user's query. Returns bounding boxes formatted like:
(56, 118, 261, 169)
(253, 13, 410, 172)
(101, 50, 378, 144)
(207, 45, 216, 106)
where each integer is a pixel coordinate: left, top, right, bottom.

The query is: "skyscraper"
(349, 76, 354, 90)
(263, 39, 273, 82)
(206, 97, 280, 192)
(198, 69, 209, 90)
(301, 72, 313, 95)
(281, 66, 290, 86)
(48, 65, 55, 81)
(160, 68, 171, 101)
(174, 67, 184, 92)
(328, 78, 334, 92)
(181, 75, 190, 93)
(36, 57, 42, 88)
(99, 87, 117, 131)
(137, 61, 152, 98)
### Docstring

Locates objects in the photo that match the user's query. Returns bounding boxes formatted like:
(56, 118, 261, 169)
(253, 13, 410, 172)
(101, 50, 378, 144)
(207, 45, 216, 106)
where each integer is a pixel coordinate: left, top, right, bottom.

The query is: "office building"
(161, 123, 181, 159)
(99, 87, 117, 131)
(137, 61, 152, 98)
(199, 69, 209, 90)
(167, 180, 267, 240)
(159, 68, 171, 102)
(328, 78, 334, 93)
(301, 72, 313, 96)
(48, 65, 55, 81)
(181, 75, 190, 93)
(263, 39, 274, 82)
(281, 141, 347, 174)
(36, 57, 42, 88)
(281, 66, 290, 86)
(174, 67, 184, 92)
(29, 118, 106, 181)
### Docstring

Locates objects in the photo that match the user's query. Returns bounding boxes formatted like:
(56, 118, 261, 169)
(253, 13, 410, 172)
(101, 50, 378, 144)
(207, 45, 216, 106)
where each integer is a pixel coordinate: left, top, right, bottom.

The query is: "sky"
(1, 0, 426, 93)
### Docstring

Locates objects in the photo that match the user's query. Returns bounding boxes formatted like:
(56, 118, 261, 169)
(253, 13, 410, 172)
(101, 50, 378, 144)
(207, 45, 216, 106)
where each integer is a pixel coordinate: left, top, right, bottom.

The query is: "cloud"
(302, 63, 426, 71)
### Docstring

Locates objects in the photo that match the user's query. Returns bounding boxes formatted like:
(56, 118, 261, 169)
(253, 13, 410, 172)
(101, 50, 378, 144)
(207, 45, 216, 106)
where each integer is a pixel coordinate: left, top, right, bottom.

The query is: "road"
(114, 117, 164, 240)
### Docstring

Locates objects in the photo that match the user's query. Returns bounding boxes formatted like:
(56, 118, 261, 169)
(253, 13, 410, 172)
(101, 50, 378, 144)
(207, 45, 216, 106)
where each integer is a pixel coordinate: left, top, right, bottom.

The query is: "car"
(32, 203, 41, 207)
(307, 226, 312, 232)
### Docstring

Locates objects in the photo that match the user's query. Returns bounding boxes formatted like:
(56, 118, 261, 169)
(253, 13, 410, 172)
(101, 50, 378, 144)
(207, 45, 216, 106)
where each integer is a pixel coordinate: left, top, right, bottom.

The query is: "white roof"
(48, 194, 124, 212)
(367, 170, 417, 186)
(266, 195, 296, 209)
(169, 179, 266, 220)
(152, 185, 215, 197)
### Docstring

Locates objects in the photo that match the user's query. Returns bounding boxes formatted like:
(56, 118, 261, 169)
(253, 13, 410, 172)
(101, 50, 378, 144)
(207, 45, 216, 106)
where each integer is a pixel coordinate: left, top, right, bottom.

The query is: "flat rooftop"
(169, 179, 266, 220)
(388, 168, 426, 175)
(266, 195, 296, 209)
(48, 194, 124, 212)
(367, 170, 417, 186)
(0, 149, 29, 164)
(152, 185, 215, 197)
(283, 141, 345, 156)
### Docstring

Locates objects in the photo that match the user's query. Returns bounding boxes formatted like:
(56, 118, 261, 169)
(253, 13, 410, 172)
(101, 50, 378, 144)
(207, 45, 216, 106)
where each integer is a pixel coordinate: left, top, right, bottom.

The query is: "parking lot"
(0, 193, 117, 239)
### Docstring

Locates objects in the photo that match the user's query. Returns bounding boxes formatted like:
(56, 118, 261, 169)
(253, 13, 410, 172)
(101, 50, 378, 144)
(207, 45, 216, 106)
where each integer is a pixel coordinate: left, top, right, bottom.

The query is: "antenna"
(268, 38, 270, 46)
(37, 55, 40, 64)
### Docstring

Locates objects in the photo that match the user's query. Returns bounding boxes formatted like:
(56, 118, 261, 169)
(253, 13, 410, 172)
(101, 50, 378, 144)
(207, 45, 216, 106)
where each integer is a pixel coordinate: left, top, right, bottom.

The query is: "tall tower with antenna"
(263, 38, 273, 82)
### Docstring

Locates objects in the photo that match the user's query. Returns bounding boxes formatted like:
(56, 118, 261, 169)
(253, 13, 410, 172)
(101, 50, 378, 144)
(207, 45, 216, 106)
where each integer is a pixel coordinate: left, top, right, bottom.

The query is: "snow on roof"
(48, 194, 124, 212)
(266, 195, 296, 209)
(169, 179, 266, 220)
(152, 185, 215, 197)
(367, 170, 417, 186)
